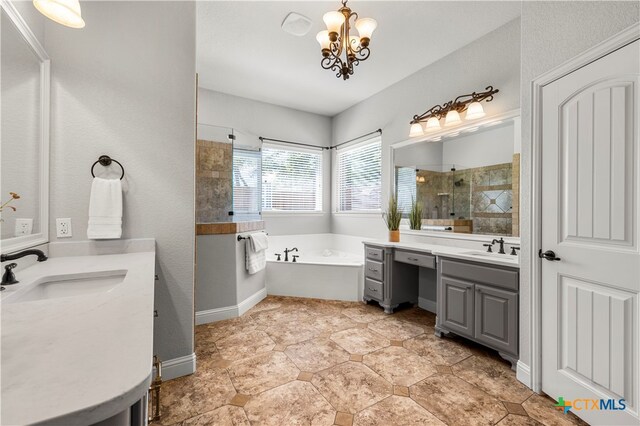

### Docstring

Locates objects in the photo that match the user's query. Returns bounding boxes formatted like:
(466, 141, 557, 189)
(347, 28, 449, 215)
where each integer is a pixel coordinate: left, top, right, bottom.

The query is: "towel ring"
(91, 155, 125, 180)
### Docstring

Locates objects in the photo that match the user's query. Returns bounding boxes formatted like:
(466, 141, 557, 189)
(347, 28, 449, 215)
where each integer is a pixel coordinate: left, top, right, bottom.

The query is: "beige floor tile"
(215, 329, 275, 362)
(285, 338, 350, 372)
(394, 385, 410, 397)
(368, 317, 426, 340)
(311, 361, 392, 414)
(410, 374, 507, 425)
(341, 304, 387, 323)
(266, 318, 322, 345)
(349, 354, 363, 362)
(159, 369, 236, 425)
(394, 307, 437, 327)
(229, 394, 251, 407)
(297, 371, 314, 381)
(453, 355, 533, 403)
(244, 381, 335, 425)
(181, 405, 250, 426)
(503, 401, 529, 416)
(363, 346, 437, 386)
(205, 316, 258, 342)
(227, 351, 299, 395)
(331, 328, 390, 355)
(497, 414, 543, 426)
(245, 298, 282, 314)
(313, 314, 360, 333)
(522, 394, 588, 426)
(335, 411, 354, 426)
(354, 395, 445, 426)
(403, 332, 472, 365)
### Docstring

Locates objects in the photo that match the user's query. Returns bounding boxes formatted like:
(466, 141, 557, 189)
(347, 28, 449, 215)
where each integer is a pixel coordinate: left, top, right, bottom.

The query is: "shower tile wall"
(470, 162, 513, 236)
(196, 139, 232, 223)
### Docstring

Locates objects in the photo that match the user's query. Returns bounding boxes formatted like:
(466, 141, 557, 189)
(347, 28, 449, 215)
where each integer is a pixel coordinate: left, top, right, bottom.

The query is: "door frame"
(529, 23, 640, 393)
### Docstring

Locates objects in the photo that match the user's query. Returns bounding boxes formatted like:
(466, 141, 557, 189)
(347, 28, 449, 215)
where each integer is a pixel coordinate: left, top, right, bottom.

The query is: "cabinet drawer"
(394, 250, 436, 269)
(364, 278, 383, 300)
(365, 246, 384, 261)
(440, 259, 518, 291)
(365, 260, 384, 281)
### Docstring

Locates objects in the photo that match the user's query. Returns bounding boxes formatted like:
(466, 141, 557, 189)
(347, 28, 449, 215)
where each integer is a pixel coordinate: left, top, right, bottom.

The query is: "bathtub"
(265, 234, 366, 301)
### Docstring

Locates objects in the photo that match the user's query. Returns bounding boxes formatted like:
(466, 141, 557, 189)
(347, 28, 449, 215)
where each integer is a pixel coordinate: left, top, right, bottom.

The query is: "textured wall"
(196, 139, 233, 223)
(44, 2, 196, 363)
(197, 89, 333, 235)
(518, 0, 639, 370)
(331, 19, 521, 239)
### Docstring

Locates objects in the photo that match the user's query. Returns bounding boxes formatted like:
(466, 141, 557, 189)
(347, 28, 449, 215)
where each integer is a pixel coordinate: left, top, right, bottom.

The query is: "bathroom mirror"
(392, 110, 520, 239)
(0, 4, 50, 252)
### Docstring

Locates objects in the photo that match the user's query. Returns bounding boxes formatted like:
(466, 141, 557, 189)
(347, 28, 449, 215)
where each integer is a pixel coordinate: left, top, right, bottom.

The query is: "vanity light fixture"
(409, 86, 499, 137)
(316, 0, 377, 80)
(33, 0, 85, 28)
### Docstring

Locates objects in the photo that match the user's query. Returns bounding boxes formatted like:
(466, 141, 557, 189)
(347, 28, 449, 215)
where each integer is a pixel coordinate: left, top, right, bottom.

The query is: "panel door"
(541, 39, 639, 425)
(440, 277, 474, 338)
(474, 284, 517, 355)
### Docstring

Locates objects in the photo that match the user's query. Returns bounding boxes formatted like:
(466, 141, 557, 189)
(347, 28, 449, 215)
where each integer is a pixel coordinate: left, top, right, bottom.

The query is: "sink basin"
(460, 251, 518, 261)
(5, 270, 127, 304)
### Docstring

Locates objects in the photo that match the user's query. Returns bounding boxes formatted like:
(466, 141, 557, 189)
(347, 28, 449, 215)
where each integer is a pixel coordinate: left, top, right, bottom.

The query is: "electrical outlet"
(56, 218, 72, 238)
(14, 218, 33, 237)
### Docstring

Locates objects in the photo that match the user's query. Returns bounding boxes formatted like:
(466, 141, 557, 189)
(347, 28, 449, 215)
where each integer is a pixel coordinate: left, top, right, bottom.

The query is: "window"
(337, 138, 382, 211)
(233, 148, 262, 216)
(396, 167, 416, 214)
(261, 145, 323, 212)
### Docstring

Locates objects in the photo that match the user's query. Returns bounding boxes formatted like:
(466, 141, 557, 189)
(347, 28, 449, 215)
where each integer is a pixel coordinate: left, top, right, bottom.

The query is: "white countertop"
(1, 250, 156, 425)
(364, 240, 520, 268)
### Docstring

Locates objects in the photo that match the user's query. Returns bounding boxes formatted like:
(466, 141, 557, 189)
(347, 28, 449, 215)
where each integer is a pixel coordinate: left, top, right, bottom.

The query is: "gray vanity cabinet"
(436, 257, 519, 368)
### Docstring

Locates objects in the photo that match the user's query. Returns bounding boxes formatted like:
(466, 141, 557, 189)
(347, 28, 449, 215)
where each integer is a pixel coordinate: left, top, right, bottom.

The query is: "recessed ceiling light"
(281, 12, 312, 37)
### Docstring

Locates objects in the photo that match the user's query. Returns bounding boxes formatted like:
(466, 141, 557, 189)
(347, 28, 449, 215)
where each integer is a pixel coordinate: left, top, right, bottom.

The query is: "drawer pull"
(368, 267, 378, 272)
(368, 287, 378, 292)
(408, 257, 419, 262)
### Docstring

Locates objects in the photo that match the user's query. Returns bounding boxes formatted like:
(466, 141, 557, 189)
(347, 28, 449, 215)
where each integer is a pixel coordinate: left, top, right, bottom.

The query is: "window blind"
(396, 167, 416, 214)
(337, 138, 382, 211)
(233, 149, 261, 215)
(262, 145, 323, 212)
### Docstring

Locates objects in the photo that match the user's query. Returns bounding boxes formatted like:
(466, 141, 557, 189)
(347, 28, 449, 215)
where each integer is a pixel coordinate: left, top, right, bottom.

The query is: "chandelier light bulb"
(323, 11, 345, 39)
(425, 116, 441, 131)
(409, 123, 424, 138)
(465, 101, 486, 120)
(355, 17, 377, 46)
(33, 0, 85, 28)
(316, 31, 331, 50)
(444, 110, 462, 127)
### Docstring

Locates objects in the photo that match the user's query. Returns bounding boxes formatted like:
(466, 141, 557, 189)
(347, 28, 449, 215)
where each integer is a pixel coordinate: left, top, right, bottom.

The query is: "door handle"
(539, 249, 561, 261)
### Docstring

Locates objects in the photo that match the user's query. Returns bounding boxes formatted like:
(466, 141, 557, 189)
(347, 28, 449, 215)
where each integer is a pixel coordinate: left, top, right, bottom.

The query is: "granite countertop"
(1, 249, 156, 425)
(364, 240, 519, 268)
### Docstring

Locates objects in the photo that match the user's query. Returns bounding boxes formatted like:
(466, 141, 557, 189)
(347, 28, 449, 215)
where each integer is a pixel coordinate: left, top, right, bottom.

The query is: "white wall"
(197, 89, 333, 235)
(518, 0, 639, 374)
(44, 2, 197, 364)
(331, 19, 521, 240)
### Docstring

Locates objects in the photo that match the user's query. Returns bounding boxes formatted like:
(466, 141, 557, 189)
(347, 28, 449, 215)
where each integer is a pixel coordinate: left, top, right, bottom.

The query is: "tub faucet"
(284, 247, 298, 262)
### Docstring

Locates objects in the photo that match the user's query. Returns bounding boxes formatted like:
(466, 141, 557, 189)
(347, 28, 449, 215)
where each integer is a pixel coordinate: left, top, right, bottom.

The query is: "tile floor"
(155, 296, 587, 426)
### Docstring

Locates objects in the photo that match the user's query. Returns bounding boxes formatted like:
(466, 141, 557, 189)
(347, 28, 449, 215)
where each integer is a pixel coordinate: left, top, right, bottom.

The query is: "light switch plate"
(56, 218, 72, 238)
(14, 218, 33, 236)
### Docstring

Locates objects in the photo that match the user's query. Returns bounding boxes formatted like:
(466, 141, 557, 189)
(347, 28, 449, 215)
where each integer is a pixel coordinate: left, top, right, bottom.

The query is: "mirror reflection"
(395, 118, 520, 237)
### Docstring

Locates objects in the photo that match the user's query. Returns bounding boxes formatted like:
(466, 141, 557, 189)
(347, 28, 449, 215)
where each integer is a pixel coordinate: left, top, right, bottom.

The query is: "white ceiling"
(196, 1, 521, 117)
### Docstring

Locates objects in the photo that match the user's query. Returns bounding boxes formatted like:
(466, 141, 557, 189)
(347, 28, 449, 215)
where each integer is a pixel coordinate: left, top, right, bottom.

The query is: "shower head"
(454, 178, 464, 187)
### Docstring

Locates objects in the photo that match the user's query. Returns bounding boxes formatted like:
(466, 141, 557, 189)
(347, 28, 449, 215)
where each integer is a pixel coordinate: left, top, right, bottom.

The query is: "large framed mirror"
(392, 109, 520, 241)
(1, 2, 50, 252)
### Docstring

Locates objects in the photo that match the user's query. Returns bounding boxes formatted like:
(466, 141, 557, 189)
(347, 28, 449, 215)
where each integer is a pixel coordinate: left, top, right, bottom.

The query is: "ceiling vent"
(281, 12, 312, 37)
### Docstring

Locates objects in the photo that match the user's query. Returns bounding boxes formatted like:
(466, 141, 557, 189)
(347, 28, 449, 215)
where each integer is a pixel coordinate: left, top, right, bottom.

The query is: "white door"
(541, 39, 639, 425)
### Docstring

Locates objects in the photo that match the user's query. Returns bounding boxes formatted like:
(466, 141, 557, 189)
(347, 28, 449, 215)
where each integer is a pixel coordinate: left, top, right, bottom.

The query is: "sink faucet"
(491, 238, 506, 254)
(283, 247, 298, 262)
(1, 249, 48, 290)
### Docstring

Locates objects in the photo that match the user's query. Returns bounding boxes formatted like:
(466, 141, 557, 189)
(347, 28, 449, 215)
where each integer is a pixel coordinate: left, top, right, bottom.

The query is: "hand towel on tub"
(87, 177, 123, 239)
(245, 232, 268, 274)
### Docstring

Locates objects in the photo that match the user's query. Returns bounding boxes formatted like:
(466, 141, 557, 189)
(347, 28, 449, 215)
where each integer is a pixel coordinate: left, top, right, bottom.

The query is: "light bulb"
(316, 31, 331, 50)
(33, 0, 85, 28)
(355, 17, 377, 42)
(465, 101, 486, 120)
(444, 110, 462, 127)
(323, 11, 345, 38)
(409, 123, 424, 138)
(425, 116, 441, 131)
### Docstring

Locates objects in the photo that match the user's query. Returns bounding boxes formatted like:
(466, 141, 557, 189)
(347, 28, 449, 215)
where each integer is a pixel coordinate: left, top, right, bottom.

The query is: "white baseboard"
(195, 287, 267, 325)
(418, 297, 437, 313)
(161, 353, 196, 381)
(516, 360, 531, 388)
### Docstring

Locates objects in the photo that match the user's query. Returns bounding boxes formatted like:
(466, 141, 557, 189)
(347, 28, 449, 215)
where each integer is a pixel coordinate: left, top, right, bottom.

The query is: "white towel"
(245, 232, 268, 274)
(87, 177, 123, 239)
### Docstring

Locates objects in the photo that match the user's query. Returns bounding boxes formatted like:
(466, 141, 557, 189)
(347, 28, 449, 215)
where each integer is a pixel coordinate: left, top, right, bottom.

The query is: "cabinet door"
(474, 284, 517, 355)
(440, 277, 474, 338)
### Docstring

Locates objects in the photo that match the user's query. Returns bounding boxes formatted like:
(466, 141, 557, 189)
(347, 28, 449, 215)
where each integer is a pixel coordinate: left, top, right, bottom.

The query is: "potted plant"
(409, 197, 423, 230)
(382, 195, 402, 242)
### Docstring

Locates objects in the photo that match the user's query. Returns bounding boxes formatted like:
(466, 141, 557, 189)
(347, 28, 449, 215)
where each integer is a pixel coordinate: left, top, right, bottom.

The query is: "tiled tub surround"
(196, 139, 233, 223)
(155, 296, 586, 426)
(1, 242, 156, 425)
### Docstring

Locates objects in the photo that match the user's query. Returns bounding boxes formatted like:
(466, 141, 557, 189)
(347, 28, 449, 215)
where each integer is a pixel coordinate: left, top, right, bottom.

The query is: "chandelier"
(409, 86, 499, 137)
(316, 0, 377, 80)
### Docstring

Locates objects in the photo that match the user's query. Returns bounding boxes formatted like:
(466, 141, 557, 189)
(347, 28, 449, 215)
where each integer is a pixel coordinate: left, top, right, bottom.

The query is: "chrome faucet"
(1, 249, 48, 290)
(283, 247, 298, 262)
